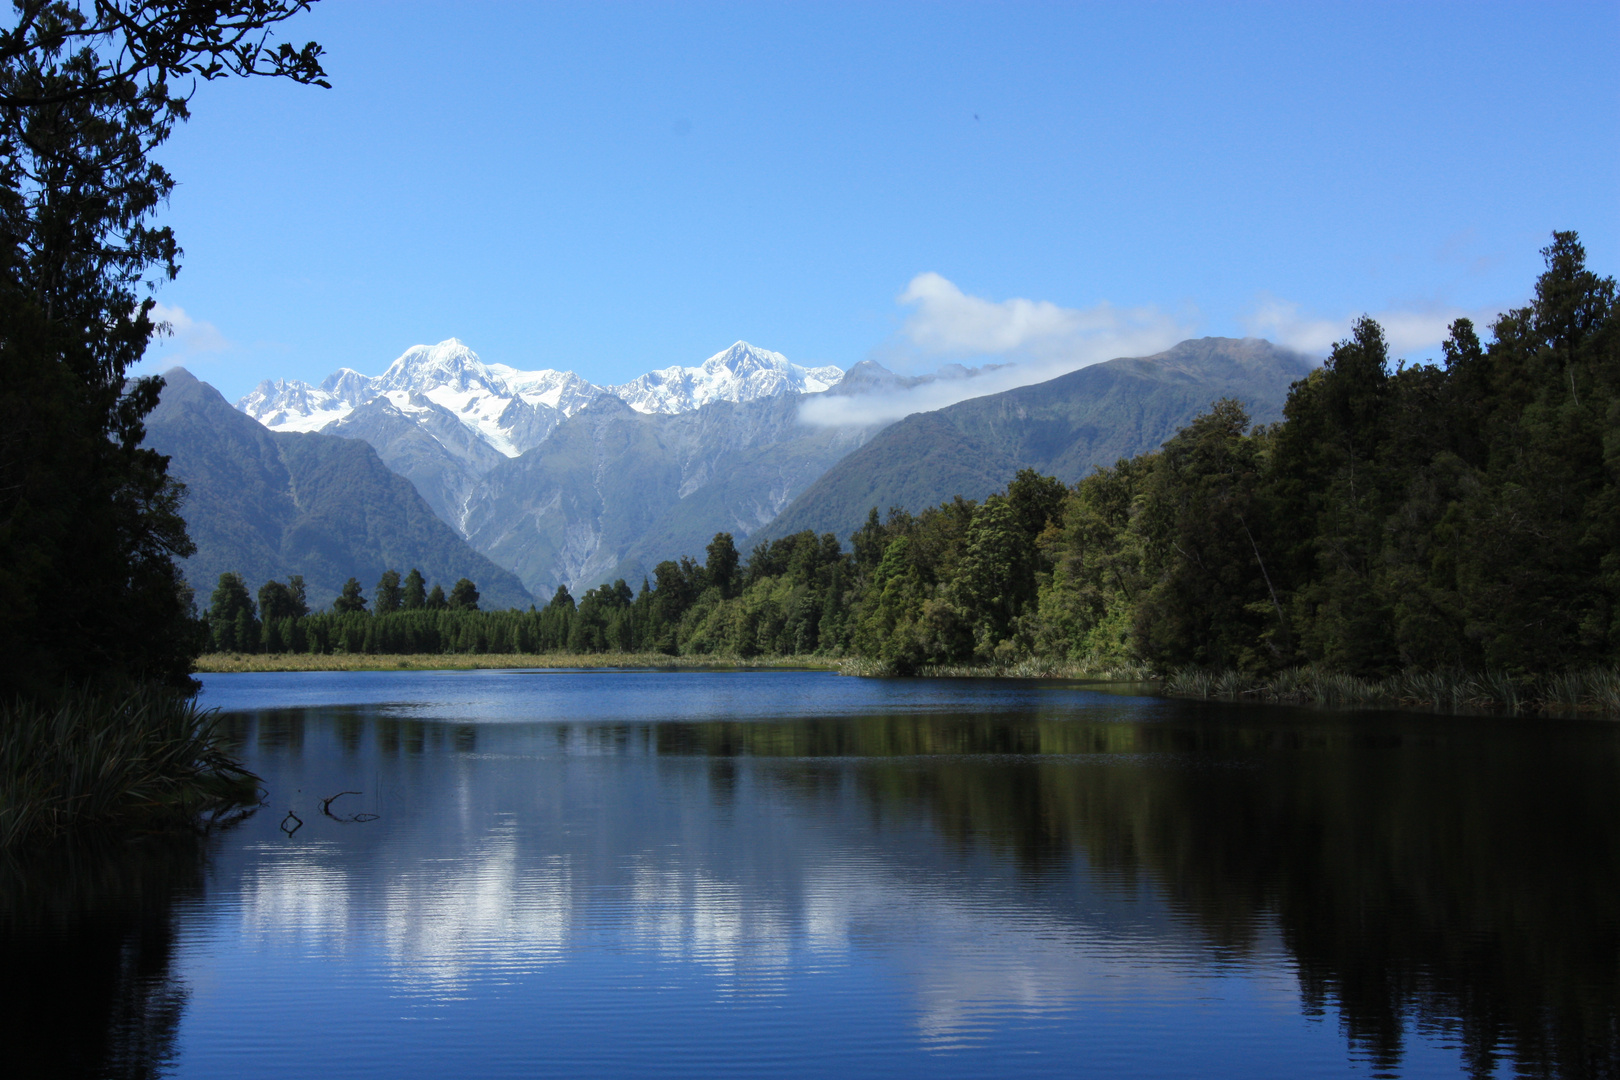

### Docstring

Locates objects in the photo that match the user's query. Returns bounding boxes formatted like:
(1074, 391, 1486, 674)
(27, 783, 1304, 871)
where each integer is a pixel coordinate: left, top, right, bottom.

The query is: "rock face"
(325, 393, 506, 533)
(462, 393, 883, 597)
(148, 368, 534, 611)
(754, 338, 1318, 548)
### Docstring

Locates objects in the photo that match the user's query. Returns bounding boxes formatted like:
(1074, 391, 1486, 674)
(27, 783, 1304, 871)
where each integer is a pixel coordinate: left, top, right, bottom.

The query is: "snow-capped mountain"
(241, 339, 600, 459)
(235, 338, 849, 535)
(609, 342, 843, 414)
(239, 338, 842, 457)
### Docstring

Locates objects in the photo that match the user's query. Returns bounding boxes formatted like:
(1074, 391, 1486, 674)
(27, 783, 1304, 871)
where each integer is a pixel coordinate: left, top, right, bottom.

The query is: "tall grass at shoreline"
(836, 656, 1158, 681)
(1164, 665, 1620, 716)
(0, 686, 259, 848)
(194, 652, 839, 673)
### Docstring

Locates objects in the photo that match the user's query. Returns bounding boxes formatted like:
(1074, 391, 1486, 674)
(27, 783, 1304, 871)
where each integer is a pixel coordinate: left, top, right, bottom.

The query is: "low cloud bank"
(801, 274, 1191, 427)
(804, 274, 1518, 430)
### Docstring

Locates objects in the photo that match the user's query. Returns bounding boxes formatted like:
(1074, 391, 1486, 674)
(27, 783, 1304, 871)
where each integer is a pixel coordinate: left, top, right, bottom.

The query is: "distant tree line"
(205, 235, 1616, 678)
(205, 570, 483, 653)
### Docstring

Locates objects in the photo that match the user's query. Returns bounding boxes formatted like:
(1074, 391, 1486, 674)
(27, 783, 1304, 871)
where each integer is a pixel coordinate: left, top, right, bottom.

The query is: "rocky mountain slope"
(148, 369, 534, 611)
(754, 338, 1317, 547)
(462, 393, 883, 597)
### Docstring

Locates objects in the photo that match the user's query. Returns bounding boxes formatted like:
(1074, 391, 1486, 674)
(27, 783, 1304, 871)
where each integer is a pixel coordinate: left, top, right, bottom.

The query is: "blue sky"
(134, 0, 1619, 402)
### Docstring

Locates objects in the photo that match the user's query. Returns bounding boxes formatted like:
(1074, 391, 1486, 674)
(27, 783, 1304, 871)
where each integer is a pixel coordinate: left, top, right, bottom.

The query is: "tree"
(448, 578, 479, 611)
(425, 583, 447, 611)
(258, 579, 298, 620)
(206, 571, 255, 652)
(705, 533, 740, 599)
(1131, 400, 1276, 671)
(286, 574, 309, 617)
(333, 577, 365, 614)
(402, 568, 426, 610)
(374, 569, 402, 614)
(0, 1, 326, 690)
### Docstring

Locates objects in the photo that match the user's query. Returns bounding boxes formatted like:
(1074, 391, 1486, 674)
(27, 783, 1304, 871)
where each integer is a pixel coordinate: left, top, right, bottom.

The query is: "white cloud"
(1242, 295, 1507, 360)
(147, 302, 230, 359)
(896, 272, 1188, 363)
(801, 274, 1192, 427)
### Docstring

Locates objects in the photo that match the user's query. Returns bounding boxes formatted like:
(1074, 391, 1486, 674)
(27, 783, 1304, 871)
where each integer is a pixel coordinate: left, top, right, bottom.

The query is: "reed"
(1164, 664, 1620, 716)
(0, 686, 259, 848)
(194, 652, 841, 673)
(838, 656, 1158, 681)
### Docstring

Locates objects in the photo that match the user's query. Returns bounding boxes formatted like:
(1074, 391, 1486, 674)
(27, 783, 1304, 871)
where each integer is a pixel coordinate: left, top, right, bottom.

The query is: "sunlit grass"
(0, 686, 260, 848)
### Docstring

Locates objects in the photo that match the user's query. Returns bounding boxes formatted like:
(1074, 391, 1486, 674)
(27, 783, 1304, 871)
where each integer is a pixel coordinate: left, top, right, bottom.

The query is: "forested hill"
(146, 369, 534, 611)
(754, 337, 1315, 546)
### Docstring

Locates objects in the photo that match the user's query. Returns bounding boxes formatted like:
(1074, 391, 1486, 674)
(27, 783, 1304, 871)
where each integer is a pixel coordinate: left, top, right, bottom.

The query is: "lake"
(3, 669, 1616, 1078)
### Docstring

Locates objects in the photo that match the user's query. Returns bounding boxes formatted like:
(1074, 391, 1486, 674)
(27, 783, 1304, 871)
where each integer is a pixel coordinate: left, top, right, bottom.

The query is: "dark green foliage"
(402, 568, 426, 610)
(425, 583, 447, 611)
(448, 578, 479, 611)
(257, 578, 307, 621)
(374, 569, 403, 615)
(206, 572, 258, 653)
(704, 533, 740, 599)
(1129, 400, 1277, 671)
(333, 577, 365, 615)
(0, 3, 327, 693)
(0, 684, 259, 847)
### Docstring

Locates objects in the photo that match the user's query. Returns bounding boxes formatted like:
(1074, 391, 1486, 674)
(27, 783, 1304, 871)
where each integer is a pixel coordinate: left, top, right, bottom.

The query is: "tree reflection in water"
(3, 697, 1616, 1079)
(658, 706, 1620, 1078)
(0, 833, 207, 1080)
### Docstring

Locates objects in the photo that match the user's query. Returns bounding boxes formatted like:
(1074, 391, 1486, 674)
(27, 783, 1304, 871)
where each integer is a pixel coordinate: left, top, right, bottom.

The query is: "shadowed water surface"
(2, 669, 1616, 1078)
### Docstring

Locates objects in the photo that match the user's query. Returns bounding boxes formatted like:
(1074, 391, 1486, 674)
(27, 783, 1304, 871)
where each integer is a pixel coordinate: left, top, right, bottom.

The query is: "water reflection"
(4, 673, 1617, 1078)
(0, 834, 206, 1079)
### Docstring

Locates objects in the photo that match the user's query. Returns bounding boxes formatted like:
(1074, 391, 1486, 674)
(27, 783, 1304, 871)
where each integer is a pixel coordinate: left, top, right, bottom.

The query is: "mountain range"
(156, 334, 1318, 606)
(147, 369, 535, 611)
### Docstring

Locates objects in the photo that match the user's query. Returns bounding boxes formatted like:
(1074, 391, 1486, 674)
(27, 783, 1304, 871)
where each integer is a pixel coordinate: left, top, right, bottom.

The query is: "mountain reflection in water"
(2, 670, 1615, 1079)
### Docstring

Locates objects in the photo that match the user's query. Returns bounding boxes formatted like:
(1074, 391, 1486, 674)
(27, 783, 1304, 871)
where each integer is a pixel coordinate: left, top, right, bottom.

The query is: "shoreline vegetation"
(1163, 665, 1620, 717)
(0, 686, 259, 848)
(194, 652, 1620, 716)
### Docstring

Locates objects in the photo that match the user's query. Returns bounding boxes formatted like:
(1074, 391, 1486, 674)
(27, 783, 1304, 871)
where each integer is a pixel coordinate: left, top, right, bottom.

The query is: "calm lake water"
(4, 669, 1617, 1078)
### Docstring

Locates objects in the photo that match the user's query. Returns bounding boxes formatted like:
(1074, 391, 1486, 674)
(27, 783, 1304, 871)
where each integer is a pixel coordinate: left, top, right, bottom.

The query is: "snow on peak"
(374, 338, 505, 396)
(611, 341, 845, 414)
(237, 377, 352, 432)
(238, 338, 847, 456)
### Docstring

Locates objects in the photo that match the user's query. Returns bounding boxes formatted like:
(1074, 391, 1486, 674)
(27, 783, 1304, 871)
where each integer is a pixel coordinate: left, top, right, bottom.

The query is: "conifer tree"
(287, 575, 310, 617)
(402, 568, 427, 610)
(374, 569, 403, 614)
(333, 577, 366, 614)
(449, 578, 480, 611)
(705, 533, 740, 599)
